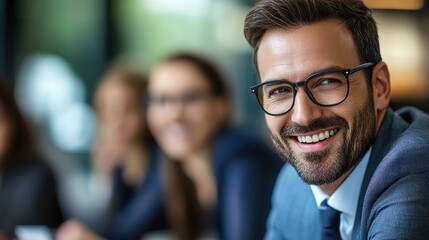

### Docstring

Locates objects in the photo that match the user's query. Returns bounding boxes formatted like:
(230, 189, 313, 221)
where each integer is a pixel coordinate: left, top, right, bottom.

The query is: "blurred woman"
(57, 67, 166, 240)
(91, 67, 167, 238)
(147, 53, 282, 240)
(0, 78, 63, 238)
(91, 66, 152, 206)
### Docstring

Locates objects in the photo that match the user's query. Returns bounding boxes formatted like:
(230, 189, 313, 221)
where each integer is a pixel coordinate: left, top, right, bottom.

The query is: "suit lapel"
(351, 108, 409, 239)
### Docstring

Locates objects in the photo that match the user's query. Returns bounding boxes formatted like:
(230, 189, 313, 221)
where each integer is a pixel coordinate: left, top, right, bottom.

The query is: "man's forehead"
(256, 19, 359, 81)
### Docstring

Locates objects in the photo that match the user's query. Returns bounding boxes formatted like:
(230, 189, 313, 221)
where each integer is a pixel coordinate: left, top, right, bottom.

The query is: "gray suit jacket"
(265, 107, 429, 240)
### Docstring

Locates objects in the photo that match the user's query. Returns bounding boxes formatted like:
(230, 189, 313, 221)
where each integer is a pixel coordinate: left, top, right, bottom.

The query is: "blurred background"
(1, 0, 429, 222)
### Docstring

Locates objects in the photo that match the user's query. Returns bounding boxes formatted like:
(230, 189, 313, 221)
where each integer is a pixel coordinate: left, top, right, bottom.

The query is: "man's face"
(257, 19, 377, 185)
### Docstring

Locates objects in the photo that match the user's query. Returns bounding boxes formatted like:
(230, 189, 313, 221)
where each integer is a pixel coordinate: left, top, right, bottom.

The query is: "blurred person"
(90, 66, 151, 209)
(146, 53, 282, 240)
(57, 67, 167, 240)
(244, 0, 429, 239)
(0, 78, 63, 238)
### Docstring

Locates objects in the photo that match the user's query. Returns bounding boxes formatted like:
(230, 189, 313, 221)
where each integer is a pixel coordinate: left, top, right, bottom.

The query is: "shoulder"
(366, 130, 429, 210)
(266, 164, 321, 240)
(362, 107, 429, 238)
(3, 157, 56, 184)
(272, 164, 313, 209)
(368, 107, 429, 187)
(0, 157, 61, 212)
(363, 167, 429, 239)
(394, 107, 429, 145)
(372, 107, 429, 181)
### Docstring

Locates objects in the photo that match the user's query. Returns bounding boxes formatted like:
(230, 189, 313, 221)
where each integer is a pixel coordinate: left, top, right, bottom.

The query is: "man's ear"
(371, 61, 391, 124)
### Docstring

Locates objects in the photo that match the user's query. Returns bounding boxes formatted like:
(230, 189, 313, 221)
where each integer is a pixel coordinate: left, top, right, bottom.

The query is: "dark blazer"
(0, 158, 63, 236)
(97, 146, 167, 240)
(99, 127, 282, 240)
(212, 127, 282, 240)
(265, 107, 429, 240)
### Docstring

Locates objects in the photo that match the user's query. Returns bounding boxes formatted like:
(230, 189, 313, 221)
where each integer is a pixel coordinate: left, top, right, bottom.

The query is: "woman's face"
(0, 104, 12, 161)
(147, 61, 226, 160)
(97, 80, 144, 144)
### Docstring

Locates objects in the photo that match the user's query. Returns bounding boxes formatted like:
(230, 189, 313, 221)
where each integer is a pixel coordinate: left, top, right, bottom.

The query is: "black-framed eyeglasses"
(250, 62, 374, 116)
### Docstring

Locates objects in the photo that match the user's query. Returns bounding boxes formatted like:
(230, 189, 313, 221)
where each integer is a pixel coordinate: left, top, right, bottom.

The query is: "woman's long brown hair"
(166, 160, 203, 240)
(161, 53, 230, 240)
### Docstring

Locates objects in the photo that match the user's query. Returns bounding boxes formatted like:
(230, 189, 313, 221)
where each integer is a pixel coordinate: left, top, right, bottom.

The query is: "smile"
(296, 129, 338, 144)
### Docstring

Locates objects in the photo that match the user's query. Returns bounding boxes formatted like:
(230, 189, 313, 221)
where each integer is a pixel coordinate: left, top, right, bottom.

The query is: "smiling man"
(244, 0, 429, 239)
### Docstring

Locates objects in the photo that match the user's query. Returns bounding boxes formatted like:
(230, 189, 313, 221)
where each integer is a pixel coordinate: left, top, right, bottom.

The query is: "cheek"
(338, 93, 369, 126)
(198, 106, 220, 125)
(186, 108, 218, 144)
(188, 109, 210, 124)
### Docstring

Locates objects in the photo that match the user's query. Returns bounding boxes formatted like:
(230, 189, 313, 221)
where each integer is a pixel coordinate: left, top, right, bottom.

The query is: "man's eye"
(311, 78, 344, 90)
(267, 86, 292, 98)
(321, 78, 340, 85)
(272, 87, 286, 94)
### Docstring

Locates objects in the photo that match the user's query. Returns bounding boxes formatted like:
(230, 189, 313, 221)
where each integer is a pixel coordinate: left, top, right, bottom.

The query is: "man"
(243, 0, 429, 239)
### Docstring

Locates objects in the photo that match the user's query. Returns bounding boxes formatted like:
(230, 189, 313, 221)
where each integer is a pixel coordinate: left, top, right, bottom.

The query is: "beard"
(270, 96, 377, 185)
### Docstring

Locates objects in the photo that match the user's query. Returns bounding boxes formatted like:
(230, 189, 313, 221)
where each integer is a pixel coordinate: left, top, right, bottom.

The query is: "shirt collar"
(311, 147, 372, 217)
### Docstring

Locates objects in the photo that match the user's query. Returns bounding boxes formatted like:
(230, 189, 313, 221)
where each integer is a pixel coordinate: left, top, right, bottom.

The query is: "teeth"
(318, 132, 325, 141)
(312, 135, 318, 142)
(297, 129, 337, 143)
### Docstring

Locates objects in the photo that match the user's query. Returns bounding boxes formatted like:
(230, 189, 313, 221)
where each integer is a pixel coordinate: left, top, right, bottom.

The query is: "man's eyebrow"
(307, 65, 348, 77)
(264, 64, 346, 82)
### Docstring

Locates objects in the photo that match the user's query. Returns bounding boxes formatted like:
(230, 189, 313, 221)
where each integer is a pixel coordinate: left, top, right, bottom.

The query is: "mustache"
(280, 116, 348, 136)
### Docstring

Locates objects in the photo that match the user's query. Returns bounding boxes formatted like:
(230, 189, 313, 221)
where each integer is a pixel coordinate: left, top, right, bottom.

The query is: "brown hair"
(166, 160, 203, 240)
(159, 53, 230, 240)
(163, 53, 230, 102)
(93, 66, 147, 115)
(0, 77, 38, 169)
(244, 0, 381, 81)
(93, 66, 152, 144)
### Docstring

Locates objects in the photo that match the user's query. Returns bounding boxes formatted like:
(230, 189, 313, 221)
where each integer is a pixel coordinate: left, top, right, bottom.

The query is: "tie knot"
(320, 199, 341, 240)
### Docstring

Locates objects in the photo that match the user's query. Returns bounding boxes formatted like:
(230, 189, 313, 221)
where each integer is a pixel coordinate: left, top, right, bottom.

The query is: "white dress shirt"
(311, 147, 372, 240)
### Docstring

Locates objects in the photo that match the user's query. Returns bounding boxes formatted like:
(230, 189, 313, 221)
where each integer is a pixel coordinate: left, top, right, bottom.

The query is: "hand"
(56, 220, 102, 240)
(92, 140, 126, 177)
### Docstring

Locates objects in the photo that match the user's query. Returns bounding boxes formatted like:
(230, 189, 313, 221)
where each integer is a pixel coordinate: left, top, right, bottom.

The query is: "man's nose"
(290, 89, 323, 126)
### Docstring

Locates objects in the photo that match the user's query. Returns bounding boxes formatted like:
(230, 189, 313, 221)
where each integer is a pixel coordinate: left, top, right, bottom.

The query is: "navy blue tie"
(320, 199, 342, 240)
